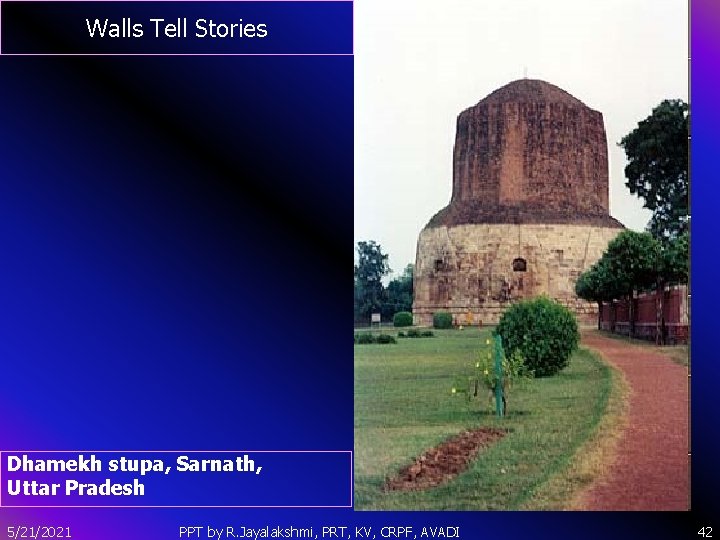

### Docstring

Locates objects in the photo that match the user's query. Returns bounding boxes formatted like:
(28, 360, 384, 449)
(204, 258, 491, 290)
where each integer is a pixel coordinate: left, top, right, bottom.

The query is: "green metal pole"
(494, 335, 504, 417)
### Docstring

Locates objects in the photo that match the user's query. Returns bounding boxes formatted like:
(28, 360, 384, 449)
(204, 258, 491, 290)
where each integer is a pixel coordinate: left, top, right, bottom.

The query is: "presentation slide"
(0, 0, 713, 539)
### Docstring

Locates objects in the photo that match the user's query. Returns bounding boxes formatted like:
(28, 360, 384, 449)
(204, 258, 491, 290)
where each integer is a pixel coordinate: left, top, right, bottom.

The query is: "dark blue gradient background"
(0, 54, 353, 450)
(0, 0, 716, 538)
(0, 48, 355, 535)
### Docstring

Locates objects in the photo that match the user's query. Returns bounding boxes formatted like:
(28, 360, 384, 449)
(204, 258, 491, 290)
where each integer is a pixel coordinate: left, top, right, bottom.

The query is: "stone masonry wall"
(413, 223, 623, 326)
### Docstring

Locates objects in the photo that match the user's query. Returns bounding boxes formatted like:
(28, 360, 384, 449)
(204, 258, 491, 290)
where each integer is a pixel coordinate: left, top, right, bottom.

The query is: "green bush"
(399, 329, 434, 339)
(393, 311, 413, 327)
(354, 333, 374, 344)
(354, 333, 396, 344)
(433, 311, 453, 329)
(495, 296, 579, 377)
(397, 329, 434, 339)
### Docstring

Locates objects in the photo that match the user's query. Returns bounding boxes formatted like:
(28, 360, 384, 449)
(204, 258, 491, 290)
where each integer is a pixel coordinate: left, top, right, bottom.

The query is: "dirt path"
(579, 332, 689, 510)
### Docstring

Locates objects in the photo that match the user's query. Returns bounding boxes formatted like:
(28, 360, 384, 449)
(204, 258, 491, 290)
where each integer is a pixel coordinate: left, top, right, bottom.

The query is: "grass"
(521, 353, 630, 510)
(354, 327, 616, 510)
(588, 329, 689, 366)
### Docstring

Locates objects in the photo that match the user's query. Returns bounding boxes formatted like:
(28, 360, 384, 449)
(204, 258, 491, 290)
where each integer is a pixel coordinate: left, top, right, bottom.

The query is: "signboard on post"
(371, 312, 381, 331)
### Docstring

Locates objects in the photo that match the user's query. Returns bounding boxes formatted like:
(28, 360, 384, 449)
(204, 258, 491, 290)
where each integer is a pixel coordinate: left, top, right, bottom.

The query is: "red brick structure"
(414, 79, 624, 326)
(428, 79, 622, 229)
(599, 285, 689, 344)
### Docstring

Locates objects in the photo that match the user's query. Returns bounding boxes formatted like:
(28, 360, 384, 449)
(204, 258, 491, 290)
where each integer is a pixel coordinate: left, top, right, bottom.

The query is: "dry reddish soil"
(581, 332, 689, 510)
(384, 428, 506, 492)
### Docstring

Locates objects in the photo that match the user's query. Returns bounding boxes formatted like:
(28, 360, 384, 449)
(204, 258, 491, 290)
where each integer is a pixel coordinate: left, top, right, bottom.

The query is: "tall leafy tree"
(383, 263, 414, 318)
(603, 231, 660, 338)
(661, 231, 689, 285)
(575, 258, 623, 330)
(619, 99, 688, 241)
(354, 241, 391, 323)
(654, 231, 689, 344)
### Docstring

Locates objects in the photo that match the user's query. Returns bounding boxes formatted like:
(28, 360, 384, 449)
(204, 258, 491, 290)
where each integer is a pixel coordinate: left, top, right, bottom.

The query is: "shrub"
(495, 296, 579, 377)
(376, 334, 397, 344)
(393, 311, 413, 327)
(354, 333, 396, 344)
(433, 311, 453, 329)
(397, 329, 433, 339)
(354, 333, 374, 344)
(399, 329, 434, 339)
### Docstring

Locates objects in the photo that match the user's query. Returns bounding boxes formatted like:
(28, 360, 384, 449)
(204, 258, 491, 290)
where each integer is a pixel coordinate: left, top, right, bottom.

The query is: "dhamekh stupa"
(413, 79, 624, 326)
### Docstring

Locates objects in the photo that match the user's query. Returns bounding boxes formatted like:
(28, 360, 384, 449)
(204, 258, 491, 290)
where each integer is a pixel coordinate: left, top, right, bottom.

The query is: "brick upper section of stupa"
(427, 79, 623, 228)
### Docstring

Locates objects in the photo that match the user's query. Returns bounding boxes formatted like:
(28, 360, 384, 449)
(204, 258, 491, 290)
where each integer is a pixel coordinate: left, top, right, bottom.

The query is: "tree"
(354, 241, 391, 323)
(619, 99, 688, 241)
(383, 263, 414, 318)
(578, 230, 688, 343)
(603, 231, 660, 338)
(575, 258, 623, 330)
(661, 231, 689, 285)
(654, 231, 689, 344)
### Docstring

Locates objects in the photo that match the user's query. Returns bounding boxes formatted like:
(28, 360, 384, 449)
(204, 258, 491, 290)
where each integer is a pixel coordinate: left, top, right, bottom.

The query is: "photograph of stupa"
(413, 79, 625, 326)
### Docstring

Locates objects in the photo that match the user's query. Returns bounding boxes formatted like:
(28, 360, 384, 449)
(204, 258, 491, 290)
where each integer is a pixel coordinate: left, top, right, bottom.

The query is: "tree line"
(354, 240, 413, 324)
(575, 229, 688, 340)
(576, 98, 689, 343)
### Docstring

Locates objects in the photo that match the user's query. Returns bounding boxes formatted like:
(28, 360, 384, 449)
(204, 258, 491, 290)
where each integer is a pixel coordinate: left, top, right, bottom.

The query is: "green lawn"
(354, 327, 612, 510)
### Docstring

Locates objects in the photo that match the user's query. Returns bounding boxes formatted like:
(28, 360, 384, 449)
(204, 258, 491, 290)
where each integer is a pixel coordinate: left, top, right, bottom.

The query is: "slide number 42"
(699, 527, 713, 537)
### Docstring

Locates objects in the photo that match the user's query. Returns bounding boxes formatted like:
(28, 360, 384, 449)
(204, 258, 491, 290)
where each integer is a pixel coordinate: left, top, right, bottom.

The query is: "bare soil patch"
(384, 428, 506, 491)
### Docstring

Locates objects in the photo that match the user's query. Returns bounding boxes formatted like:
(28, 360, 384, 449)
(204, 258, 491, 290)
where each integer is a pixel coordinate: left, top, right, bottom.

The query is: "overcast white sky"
(354, 0, 688, 278)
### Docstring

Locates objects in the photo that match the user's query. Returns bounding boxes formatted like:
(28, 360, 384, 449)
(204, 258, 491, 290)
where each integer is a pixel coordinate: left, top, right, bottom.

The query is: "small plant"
(376, 334, 397, 344)
(433, 311, 453, 329)
(452, 337, 529, 414)
(474, 346, 527, 391)
(495, 296, 579, 377)
(407, 329, 421, 338)
(393, 311, 413, 327)
(397, 331, 406, 338)
(421, 330, 434, 337)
